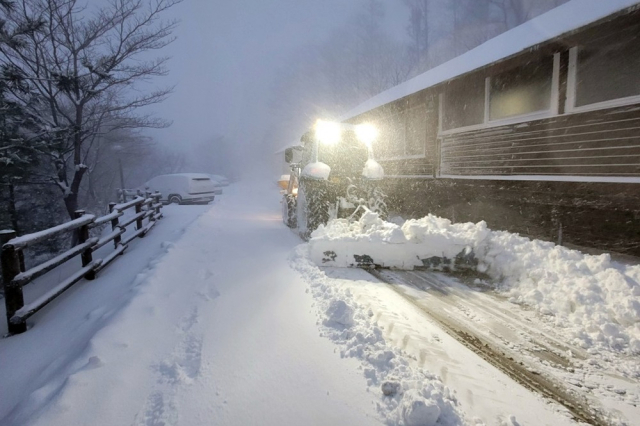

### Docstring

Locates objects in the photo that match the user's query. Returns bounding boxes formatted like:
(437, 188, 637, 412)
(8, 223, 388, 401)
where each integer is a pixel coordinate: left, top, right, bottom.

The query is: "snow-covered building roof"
(341, 0, 640, 121)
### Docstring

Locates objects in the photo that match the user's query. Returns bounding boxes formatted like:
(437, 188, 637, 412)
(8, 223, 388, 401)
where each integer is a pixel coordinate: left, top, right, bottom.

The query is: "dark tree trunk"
(8, 182, 20, 234)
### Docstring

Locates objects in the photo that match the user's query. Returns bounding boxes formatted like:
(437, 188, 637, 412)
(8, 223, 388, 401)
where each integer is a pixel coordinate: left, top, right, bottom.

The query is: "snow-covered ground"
(0, 183, 380, 426)
(306, 209, 640, 424)
(310, 212, 640, 356)
(1, 181, 638, 425)
(309, 212, 640, 357)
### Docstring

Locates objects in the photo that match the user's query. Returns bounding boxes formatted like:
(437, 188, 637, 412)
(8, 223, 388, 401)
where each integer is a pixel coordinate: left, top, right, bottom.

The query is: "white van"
(143, 173, 217, 205)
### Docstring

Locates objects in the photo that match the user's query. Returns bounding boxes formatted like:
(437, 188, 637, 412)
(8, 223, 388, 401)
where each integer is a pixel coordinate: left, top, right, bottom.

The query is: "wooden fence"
(117, 188, 145, 203)
(0, 191, 163, 335)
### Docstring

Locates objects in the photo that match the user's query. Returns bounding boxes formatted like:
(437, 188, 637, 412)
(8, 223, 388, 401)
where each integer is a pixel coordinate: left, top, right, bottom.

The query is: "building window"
(374, 103, 428, 160)
(441, 74, 485, 131)
(405, 105, 427, 156)
(572, 36, 640, 108)
(377, 111, 405, 159)
(489, 59, 553, 120)
(440, 54, 558, 133)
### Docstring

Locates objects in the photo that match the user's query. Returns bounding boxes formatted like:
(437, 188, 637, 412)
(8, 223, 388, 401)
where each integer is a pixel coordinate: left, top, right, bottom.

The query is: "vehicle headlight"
(355, 123, 378, 147)
(315, 119, 341, 145)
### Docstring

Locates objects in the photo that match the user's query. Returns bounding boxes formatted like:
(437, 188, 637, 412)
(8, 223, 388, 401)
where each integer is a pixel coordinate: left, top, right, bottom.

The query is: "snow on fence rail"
(0, 191, 163, 335)
(117, 188, 144, 203)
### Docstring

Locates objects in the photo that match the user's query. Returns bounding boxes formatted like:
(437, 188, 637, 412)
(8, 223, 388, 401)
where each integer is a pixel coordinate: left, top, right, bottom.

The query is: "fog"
(144, 0, 408, 181)
(1, 0, 568, 232)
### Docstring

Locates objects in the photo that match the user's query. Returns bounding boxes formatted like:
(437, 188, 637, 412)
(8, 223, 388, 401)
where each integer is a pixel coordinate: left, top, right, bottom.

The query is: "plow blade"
(309, 239, 477, 271)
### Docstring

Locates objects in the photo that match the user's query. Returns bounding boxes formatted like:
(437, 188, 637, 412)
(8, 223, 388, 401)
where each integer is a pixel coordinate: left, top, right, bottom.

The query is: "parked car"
(203, 175, 224, 194)
(208, 174, 229, 186)
(142, 173, 217, 204)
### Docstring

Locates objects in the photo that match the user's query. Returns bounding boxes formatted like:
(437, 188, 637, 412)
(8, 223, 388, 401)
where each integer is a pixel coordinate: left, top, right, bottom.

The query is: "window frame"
(566, 46, 640, 114)
(439, 53, 560, 136)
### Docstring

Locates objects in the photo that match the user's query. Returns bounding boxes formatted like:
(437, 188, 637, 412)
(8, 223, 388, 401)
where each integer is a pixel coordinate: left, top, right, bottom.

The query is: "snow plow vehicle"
(281, 120, 388, 239)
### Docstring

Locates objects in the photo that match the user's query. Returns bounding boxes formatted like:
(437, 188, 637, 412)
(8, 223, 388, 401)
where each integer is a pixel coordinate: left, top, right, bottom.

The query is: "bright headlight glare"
(315, 119, 341, 145)
(355, 123, 378, 146)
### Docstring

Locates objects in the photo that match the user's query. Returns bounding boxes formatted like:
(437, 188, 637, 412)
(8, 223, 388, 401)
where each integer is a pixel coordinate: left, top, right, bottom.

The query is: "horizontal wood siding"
(378, 158, 433, 176)
(440, 105, 640, 177)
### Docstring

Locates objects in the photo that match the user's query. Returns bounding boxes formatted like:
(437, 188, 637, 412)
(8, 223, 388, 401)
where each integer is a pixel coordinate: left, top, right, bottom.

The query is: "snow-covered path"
(0, 182, 380, 426)
(3, 180, 639, 426)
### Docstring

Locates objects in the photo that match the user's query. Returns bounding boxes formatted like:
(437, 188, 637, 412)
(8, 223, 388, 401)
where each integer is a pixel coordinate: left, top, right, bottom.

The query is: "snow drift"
(290, 246, 465, 426)
(309, 212, 640, 355)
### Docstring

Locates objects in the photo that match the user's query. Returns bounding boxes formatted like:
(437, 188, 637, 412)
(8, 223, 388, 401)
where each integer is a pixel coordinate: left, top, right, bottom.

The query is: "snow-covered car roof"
(341, 0, 640, 121)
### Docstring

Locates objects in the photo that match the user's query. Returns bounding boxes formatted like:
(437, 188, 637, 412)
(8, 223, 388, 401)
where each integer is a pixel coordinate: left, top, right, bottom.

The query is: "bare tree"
(81, 125, 155, 207)
(400, 0, 570, 75)
(403, 0, 430, 67)
(0, 0, 180, 218)
(265, 0, 412, 164)
(489, 0, 570, 30)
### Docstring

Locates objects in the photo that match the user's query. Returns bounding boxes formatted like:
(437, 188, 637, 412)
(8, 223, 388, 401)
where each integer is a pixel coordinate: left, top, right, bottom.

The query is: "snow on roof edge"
(341, 0, 640, 121)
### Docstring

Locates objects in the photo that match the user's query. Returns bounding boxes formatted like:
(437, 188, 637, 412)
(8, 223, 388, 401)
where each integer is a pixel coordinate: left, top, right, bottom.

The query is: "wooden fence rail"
(1, 191, 163, 335)
(117, 188, 144, 203)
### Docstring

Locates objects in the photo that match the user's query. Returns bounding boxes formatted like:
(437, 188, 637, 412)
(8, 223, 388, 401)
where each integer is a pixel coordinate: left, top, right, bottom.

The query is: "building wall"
(349, 8, 640, 255)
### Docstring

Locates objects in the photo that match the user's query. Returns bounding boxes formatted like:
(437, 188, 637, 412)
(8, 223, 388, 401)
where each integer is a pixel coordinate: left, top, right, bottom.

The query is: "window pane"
(377, 111, 405, 158)
(406, 105, 426, 156)
(442, 74, 485, 131)
(490, 58, 553, 120)
(575, 35, 640, 107)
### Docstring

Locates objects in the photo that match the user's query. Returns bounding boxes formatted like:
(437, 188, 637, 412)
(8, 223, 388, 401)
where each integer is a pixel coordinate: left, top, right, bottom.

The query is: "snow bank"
(362, 159, 384, 180)
(483, 231, 640, 355)
(309, 212, 640, 355)
(290, 245, 465, 426)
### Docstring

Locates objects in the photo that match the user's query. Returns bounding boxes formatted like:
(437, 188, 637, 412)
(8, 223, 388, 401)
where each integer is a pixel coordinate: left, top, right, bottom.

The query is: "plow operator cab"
(281, 120, 387, 240)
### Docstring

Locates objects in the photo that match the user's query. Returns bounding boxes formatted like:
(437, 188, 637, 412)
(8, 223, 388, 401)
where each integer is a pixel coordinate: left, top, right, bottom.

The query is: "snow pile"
(291, 245, 465, 426)
(482, 231, 640, 355)
(362, 159, 384, 180)
(302, 162, 331, 180)
(324, 299, 355, 328)
(309, 212, 640, 355)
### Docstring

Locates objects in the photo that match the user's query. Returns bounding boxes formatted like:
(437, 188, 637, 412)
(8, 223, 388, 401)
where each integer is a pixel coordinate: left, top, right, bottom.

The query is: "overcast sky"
(144, 0, 408, 168)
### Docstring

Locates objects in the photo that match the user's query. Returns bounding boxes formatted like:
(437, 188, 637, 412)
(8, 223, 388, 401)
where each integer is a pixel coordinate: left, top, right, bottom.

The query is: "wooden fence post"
(144, 190, 152, 223)
(109, 202, 122, 249)
(18, 250, 25, 273)
(1, 230, 27, 334)
(75, 210, 95, 280)
(154, 191, 162, 216)
(135, 200, 144, 233)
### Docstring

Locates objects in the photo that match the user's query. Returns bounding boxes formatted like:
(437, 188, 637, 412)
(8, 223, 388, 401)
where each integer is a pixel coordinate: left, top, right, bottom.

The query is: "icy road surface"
(0, 180, 629, 425)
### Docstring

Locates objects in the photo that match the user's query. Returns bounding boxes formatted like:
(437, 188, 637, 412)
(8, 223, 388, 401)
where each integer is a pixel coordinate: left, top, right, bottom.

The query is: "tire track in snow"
(134, 268, 220, 426)
(369, 269, 615, 426)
